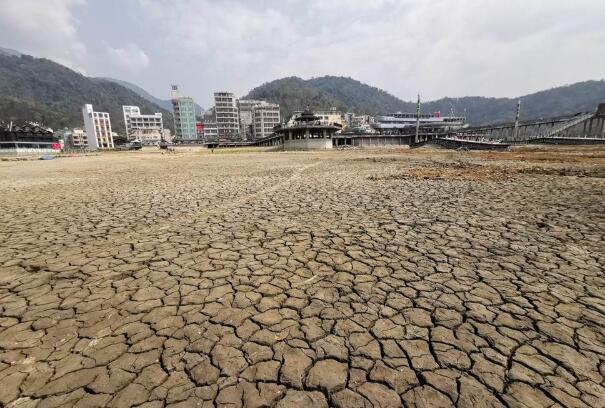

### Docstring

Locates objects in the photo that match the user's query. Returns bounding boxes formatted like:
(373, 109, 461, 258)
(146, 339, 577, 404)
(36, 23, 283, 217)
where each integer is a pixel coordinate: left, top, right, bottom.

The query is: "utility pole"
(514, 100, 521, 140)
(415, 94, 421, 144)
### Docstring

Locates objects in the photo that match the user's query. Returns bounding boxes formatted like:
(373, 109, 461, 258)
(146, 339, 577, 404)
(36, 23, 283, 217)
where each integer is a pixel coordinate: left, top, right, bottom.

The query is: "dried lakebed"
(0, 147, 604, 408)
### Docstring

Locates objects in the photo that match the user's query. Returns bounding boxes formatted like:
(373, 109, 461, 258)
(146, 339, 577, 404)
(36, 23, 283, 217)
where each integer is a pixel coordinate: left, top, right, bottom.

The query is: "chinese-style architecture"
(0, 122, 60, 155)
(275, 110, 342, 150)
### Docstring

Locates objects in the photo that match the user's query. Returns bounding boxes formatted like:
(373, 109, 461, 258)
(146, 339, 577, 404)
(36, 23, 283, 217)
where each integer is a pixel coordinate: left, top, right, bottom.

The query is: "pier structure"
(455, 103, 605, 143)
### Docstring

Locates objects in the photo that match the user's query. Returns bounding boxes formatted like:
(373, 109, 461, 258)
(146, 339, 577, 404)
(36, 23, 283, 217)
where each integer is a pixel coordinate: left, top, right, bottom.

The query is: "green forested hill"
(306, 76, 413, 115)
(2, 50, 603, 130)
(245, 77, 347, 118)
(246, 76, 605, 124)
(0, 54, 172, 132)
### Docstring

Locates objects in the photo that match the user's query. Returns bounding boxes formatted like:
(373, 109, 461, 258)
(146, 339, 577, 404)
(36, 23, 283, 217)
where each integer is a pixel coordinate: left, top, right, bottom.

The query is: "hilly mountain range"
(1, 47, 604, 131)
(0, 51, 172, 132)
(246, 76, 605, 125)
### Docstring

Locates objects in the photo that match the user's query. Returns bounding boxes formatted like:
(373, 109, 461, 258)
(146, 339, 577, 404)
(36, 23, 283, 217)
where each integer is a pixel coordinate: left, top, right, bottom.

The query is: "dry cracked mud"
(0, 147, 604, 408)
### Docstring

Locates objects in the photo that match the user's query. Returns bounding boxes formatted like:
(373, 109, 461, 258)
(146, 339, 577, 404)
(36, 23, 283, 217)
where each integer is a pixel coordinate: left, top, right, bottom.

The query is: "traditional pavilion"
(276, 110, 342, 150)
(0, 122, 59, 155)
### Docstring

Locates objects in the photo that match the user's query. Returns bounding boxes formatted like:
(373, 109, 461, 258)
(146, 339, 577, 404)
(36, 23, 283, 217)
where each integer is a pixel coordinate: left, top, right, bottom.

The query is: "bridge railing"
(534, 113, 594, 139)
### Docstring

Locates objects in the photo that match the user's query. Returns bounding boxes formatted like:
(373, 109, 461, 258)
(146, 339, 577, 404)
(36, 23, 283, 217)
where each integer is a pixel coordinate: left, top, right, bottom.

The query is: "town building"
(82, 104, 114, 150)
(371, 112, 465, 135)
(252, 102, 280, 139)
(196, 122, 205, 140)
(214, 92, 240, 139)
(122, 105, 164, 145)
(289, 108, 345, 131)
(315, 109, 347, 130)
(238, 99, 264, 140)
(0, 122, 60, 155)
(202, 108, 219, 141)
(203, 121, 219, 140)
(61, 128, 88, 149)
(275, 109, 341, 150)
(349, 115, 376, 134)
(171, 85, 198, 142)
(71, 128, 88, 148)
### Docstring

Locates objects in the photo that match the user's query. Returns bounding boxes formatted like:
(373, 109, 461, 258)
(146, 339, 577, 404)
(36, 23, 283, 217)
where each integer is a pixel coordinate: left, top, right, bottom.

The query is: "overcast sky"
(1, 0, 604, 107)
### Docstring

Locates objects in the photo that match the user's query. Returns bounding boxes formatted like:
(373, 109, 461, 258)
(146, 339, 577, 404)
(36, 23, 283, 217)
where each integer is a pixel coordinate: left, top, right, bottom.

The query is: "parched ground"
(0, 146, 604, 408)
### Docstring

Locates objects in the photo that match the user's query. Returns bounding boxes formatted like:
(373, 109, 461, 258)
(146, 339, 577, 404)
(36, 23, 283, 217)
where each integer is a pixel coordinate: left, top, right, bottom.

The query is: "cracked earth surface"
(1, 148, 604, 408)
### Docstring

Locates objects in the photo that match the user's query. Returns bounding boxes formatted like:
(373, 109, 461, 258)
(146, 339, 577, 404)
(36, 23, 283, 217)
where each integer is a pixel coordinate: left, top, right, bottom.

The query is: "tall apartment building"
(238, 99, 263, 140)
(122, 106, 164, 144)
(214, 92, 240, 139)
(171, 85, 198, 142)
(252, 103, 280, 139)
(82, 104, 114, 150)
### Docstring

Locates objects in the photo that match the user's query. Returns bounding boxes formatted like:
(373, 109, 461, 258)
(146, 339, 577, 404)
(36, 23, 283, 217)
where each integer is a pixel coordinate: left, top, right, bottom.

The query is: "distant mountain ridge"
(95, 77, 204, 115)
(1, 46, 603, 130)
(0, 47, 21, 57)
(0, 53, 172, 132)
(246, 76, 605, 125)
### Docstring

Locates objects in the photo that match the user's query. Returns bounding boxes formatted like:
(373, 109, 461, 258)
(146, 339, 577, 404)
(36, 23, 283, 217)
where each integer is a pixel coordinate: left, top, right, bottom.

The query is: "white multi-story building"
(57, 128, 88, 150)
(214, 92, 240, 139)
(203, 122, 219, 140)
(238, 99, 264, 140)
(122, 105, 164, 144)
(68, 128, 88, 149)
(252, 103, 280, 139)
(82, 104, 114, 150)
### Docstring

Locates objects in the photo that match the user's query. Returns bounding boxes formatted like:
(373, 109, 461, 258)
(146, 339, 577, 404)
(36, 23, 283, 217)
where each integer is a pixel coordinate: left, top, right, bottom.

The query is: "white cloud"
(138, 0, 605, 104)
(2, 0, 603, 106)
(107, 44, 150, 73)
(0, 0, 87, 72)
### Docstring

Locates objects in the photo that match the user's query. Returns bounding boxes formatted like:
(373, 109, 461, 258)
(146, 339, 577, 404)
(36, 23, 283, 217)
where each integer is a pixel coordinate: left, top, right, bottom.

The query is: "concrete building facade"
(238, 99, 263, 140)
(64, 128, 88, 149)
(214, 92, 240, 139)
(252, 103, 280, 139)
(200, 107, 217, 141)
(122, 105, 164, 145)
(203, 121, 219, 140)
(82, 104, 114, 150)
(171, 86, 198, 142)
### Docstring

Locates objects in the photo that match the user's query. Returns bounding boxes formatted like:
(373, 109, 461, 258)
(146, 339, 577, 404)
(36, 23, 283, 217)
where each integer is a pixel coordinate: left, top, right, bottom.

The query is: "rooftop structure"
(289, 108, 346, 131)
(82, 104, 114, 150)
(275, 109, 341, 150)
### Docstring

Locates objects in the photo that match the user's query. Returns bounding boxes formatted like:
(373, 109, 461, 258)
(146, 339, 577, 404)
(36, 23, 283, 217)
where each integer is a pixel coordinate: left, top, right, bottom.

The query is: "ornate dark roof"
(295, 110, 319, 122)
(0, 122, 53, 134)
